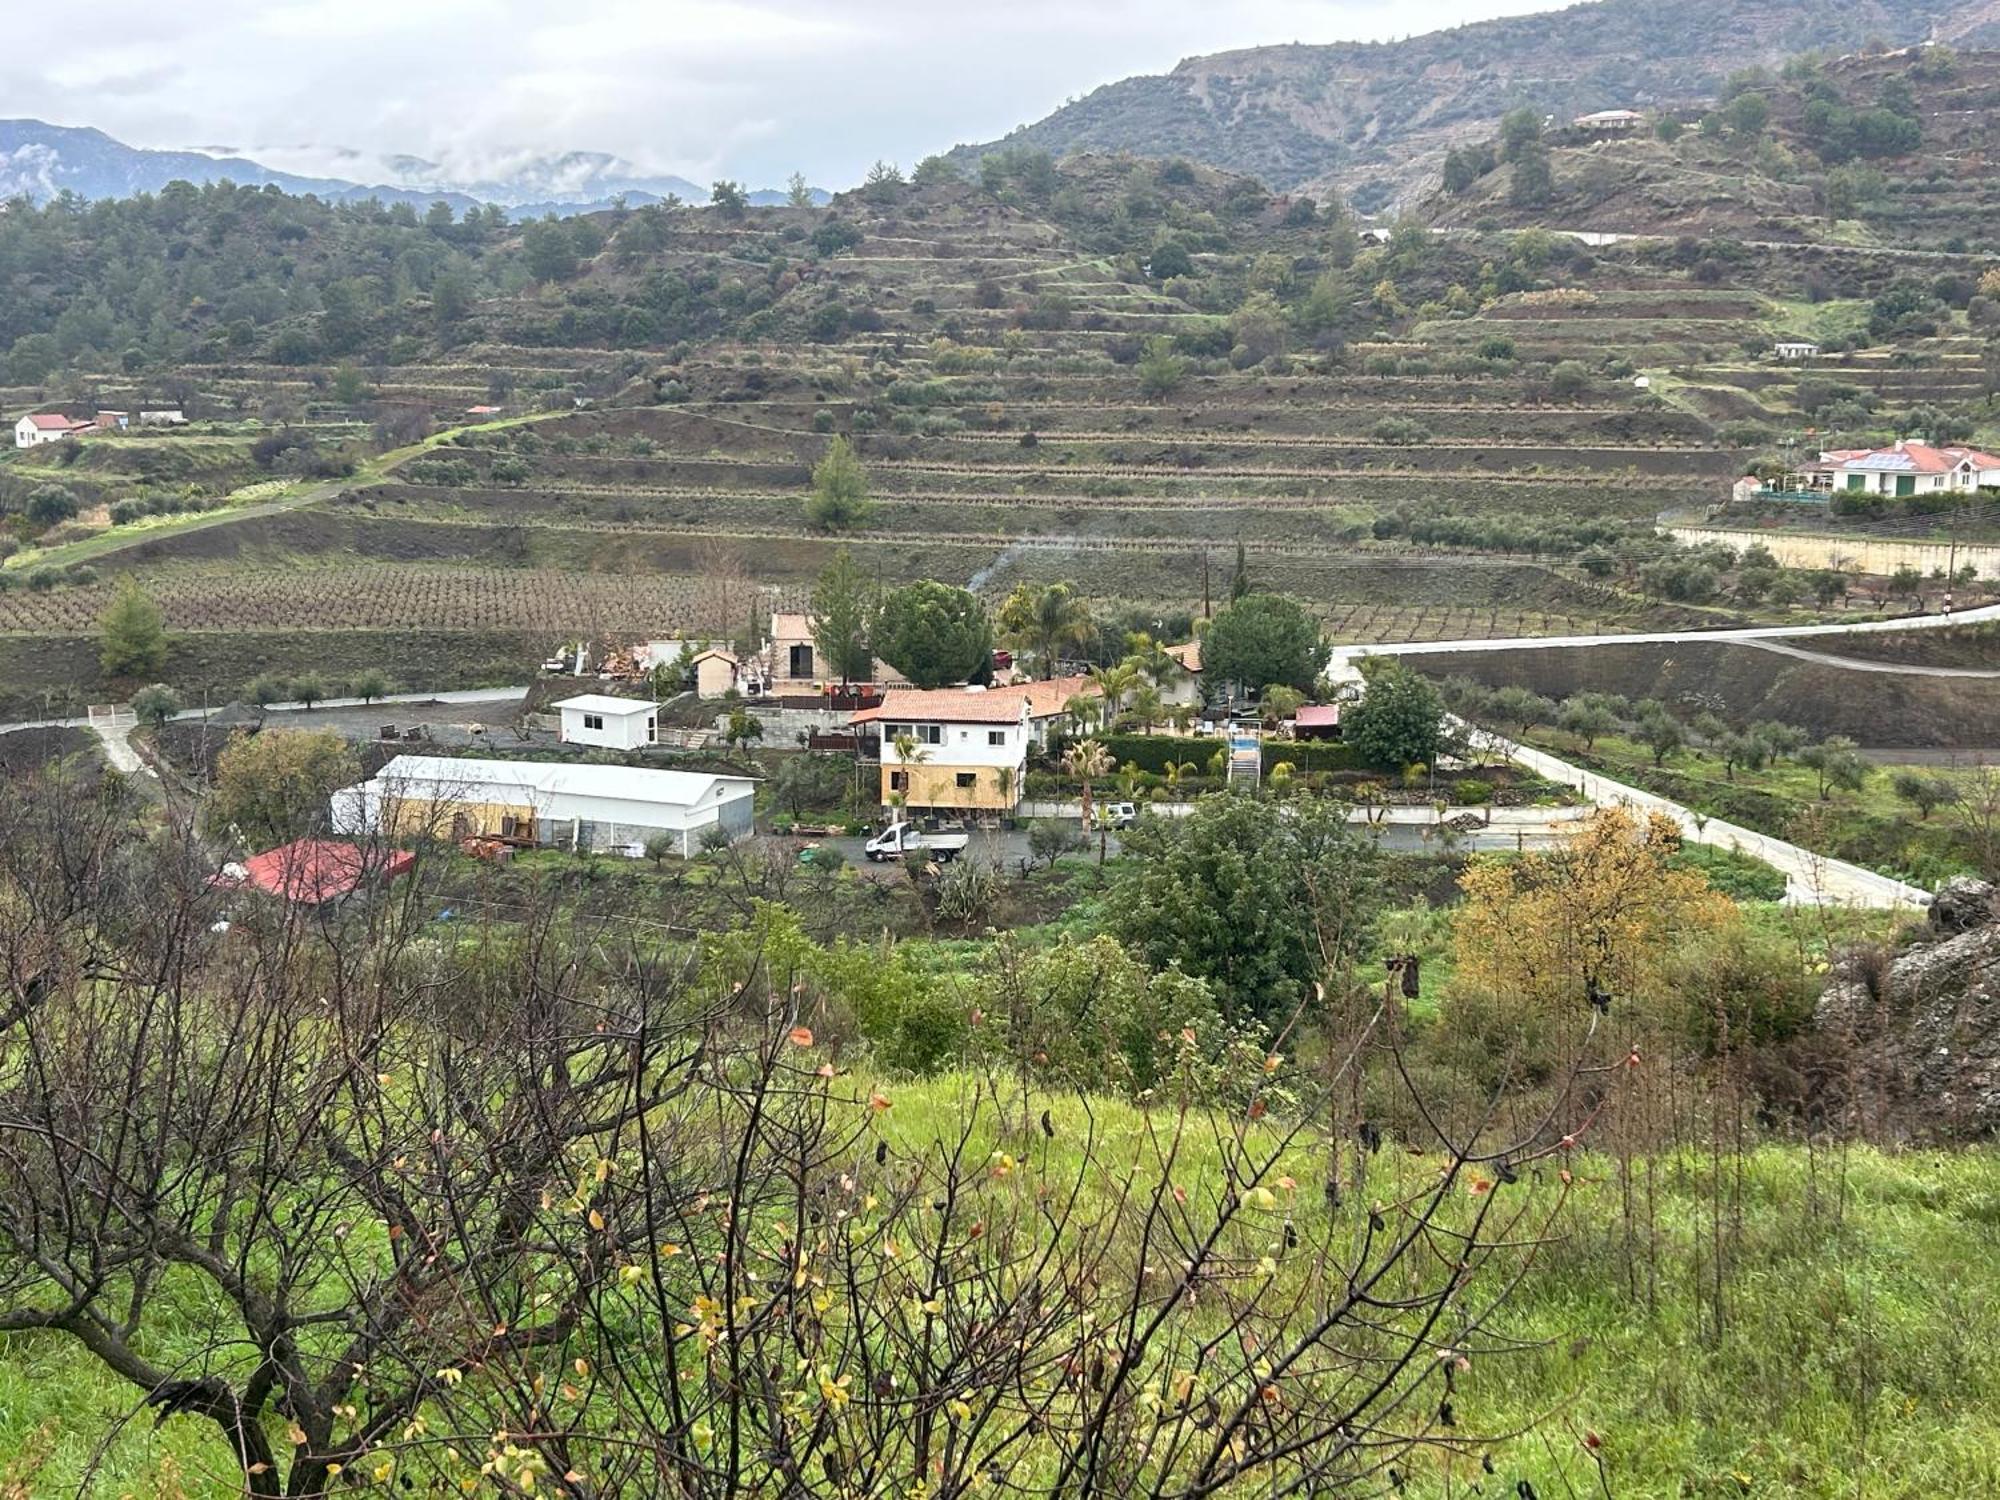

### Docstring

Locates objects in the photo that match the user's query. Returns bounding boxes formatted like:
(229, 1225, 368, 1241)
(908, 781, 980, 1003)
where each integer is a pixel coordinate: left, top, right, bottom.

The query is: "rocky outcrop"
(1814, 880, 2000, 1140)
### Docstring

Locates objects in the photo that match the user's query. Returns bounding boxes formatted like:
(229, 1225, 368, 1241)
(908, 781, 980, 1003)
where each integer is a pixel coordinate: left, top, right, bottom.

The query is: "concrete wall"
(1665, 527, 2000, 582)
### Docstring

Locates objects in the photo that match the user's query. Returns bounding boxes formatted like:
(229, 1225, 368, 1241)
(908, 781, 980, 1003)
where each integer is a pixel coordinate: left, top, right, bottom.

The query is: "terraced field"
(15, 170, 1958, 709)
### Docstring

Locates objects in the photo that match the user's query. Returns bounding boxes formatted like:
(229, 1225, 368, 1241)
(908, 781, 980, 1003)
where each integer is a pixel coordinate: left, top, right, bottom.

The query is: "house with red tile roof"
(14, 412, 89, 449)
(852, 687, 1034, 814)
(1816, 440, 2000, 498)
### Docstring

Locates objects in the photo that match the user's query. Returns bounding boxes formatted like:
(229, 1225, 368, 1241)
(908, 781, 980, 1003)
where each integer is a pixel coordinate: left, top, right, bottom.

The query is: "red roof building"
(223, 840, 415, 904)
(1293, 704, 1343, 741)
(1814, 440, 2000, 497)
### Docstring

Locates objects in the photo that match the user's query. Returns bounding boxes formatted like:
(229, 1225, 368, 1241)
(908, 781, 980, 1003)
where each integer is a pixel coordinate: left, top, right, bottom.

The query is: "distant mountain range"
(0, 120, 826, 216)
(950, 0, 2000, 209)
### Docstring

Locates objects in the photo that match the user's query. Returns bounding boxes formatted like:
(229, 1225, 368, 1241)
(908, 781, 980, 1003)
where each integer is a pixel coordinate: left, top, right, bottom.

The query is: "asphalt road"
(1328, 602, 2000, 675)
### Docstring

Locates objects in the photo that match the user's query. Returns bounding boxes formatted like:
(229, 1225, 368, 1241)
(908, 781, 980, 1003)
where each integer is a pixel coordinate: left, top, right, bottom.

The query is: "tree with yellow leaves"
(1446, 808, 1736, 1078)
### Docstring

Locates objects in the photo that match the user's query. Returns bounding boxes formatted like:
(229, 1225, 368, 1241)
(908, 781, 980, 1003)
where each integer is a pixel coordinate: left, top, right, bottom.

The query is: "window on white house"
(914, 724, 943, 744)
(987, 730, 1006, 746)
(956, 772, 977, 789)
(583, 714, 604, 731)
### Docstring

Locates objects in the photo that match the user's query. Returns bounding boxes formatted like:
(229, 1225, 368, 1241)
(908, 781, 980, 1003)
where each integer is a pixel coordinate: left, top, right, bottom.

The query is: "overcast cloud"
(3, 0, 1559, 190)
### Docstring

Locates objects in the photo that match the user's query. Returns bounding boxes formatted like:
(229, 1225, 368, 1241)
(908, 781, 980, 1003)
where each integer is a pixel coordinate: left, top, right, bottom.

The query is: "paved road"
(1483, 731, 1929, 909)
(1327, 602, 2000, 676)
(1327, 617, 1986, 909)
(1735, 637, 2000, 678)
(820, 806, 1595, 872)
(1433, 225, 1987, 264)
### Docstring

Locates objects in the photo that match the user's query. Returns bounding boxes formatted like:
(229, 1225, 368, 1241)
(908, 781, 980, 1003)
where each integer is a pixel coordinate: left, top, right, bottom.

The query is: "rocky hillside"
(1817, 878, 2000, 1141)
(951, 0, 2000, 210)
(1425, 48, 2000, 245)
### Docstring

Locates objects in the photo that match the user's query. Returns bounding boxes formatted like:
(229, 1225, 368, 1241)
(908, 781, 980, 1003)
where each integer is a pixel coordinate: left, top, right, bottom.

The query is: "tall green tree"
(804, 437, 873, 532)
(521, 217, 578, 281)
(810, 546, 876, 685)
(1342, 662, 1447, 770)
(98, 580, 169, 679)
(1107, 794, 1379, 1025)
(209, 729, 359, 843)
(873, 582, 993, 689)
(1136, 336, 1186, 399)
(1204, 593, 1320, 694)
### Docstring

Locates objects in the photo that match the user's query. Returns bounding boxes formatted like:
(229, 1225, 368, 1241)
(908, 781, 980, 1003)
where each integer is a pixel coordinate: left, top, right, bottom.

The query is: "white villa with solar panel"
(1812, 440, 2000, 498)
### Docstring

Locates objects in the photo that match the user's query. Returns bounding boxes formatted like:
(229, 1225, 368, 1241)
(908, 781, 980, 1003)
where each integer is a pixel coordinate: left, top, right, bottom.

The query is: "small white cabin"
(554, 694, 657, 750)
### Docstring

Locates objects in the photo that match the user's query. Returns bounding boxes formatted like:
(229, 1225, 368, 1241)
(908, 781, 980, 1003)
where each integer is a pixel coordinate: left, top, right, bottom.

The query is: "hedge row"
(1065, 732, 1369, 777)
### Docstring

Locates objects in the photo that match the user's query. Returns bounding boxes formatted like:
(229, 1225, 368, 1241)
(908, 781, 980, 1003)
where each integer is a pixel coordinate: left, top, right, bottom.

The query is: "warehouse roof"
(371, 755, 755, 807)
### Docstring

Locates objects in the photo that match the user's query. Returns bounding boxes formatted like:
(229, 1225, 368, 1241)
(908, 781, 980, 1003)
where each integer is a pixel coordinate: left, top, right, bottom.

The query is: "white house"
(554, 693, 658, 749)
(851, 687, 1033, 813)
(137, 408, 187, 426)
(329, 754, 757, 857)
(1571, 108, 1646, 131)
(14, 413, 87, 448)
(1816, 440, 2000, 498)
(1773, 340, 1821, 361)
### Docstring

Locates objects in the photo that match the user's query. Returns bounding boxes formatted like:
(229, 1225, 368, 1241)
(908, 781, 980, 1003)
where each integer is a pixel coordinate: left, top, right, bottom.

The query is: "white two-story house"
(852, 687, 1032, 814)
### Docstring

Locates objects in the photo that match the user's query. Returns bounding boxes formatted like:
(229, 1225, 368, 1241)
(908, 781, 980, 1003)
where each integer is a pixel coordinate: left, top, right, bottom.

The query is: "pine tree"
(804, 437, 874, 532)
(811, 546, 877, 684)
(1229, 539, 1251, 601)
(98, 581, 168, 679)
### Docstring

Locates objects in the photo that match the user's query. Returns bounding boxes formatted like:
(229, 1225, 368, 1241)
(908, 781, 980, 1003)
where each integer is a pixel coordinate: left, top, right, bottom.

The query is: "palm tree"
(1062, 738, 1115, 829)
(994, 764, 1018, 816)
(1064, 691, 1104, 737)
(999, 582, 1094, 679)
(1162, 759, 1198, 798)
(1260, 684, 1305, 730)
(1088, 663, 1138, 728)
(1126, 683, 1165, 735)
(891, 731, 930, 812)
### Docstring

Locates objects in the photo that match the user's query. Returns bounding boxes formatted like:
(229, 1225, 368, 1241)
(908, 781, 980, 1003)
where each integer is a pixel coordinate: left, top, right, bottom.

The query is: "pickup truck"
(864, 820, 969, 863)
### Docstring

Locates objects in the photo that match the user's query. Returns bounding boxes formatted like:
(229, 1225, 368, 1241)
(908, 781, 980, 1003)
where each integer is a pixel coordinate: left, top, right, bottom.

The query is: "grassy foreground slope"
(2, 1076, 1995, 1498)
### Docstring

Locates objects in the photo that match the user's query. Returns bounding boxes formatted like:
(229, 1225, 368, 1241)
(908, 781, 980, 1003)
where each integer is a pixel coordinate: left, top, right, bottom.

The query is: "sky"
(0, 0, 1566, 191)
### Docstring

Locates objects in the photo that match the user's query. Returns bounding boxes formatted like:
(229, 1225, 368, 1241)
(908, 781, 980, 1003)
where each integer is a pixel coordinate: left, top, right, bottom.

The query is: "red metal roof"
(22, 413, 84, 431)
(232, 840, 414, 904)
(1294, 704, 1342, 728)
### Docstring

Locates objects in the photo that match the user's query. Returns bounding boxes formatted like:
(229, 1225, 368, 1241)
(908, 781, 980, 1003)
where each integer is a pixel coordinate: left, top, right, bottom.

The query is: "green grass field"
(3, 1070, 1994, 1498)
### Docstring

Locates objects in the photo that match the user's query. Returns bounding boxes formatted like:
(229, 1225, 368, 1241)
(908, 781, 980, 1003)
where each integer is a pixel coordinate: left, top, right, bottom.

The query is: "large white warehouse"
(330, 755, 757, 857)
